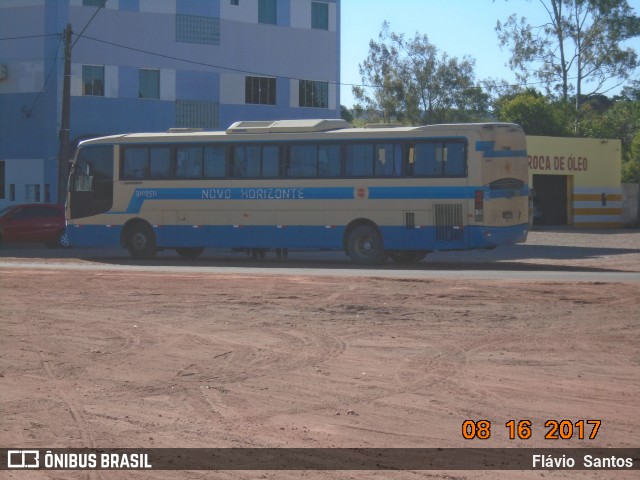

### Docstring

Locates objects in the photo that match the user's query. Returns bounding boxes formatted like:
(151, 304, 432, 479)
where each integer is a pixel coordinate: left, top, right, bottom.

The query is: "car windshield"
(0, 206, 13, 218)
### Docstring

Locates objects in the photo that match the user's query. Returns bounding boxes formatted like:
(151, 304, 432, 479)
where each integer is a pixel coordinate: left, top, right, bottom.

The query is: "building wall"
(0, 0, 340, 208)
(527, 136, 623, 228)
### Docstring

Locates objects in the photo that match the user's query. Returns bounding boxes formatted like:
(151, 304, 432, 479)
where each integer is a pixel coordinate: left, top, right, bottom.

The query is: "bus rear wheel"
(127, 223, 157, 260)
(388, 250, 428, 264)
(176, 247, 204, 259)
(347, 224, 387, 265)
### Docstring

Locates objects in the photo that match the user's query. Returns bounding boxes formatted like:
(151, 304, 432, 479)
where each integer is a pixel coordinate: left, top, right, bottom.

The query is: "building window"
(25, 184, 41, 202)
(258, 0, 276, 25)
(83, 0, 104, 6)
(9, 184, 15, 202)
(139, 69, 160, 99)
(231, 0, 239, 5)
(245, 76, 276, 105)
(82, 65, 104, 96)
(311, 2, 329, 30)
(299, 80, 328, 108)
(175, 100, 219, 129)
(176, 14, 220, 45)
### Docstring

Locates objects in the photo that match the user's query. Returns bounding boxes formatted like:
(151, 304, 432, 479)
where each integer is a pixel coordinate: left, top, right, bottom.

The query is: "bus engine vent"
(405, 212, 415, 229)
(434, 204, 464, 241)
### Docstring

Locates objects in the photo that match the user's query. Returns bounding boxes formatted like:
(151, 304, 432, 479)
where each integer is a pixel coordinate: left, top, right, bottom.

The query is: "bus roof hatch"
(226, 119, 352, 134)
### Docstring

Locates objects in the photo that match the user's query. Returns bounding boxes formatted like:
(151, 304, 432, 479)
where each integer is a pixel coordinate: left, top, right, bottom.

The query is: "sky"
(339, 0, 640, 107)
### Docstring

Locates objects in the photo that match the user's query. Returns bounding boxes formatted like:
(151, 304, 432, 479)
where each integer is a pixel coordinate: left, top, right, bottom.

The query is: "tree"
(623, 131, 640, 183)
(495, 0, 640, 118)
(353, 23, 489, 125)
(494, 89, 572, 135)
(578, 95, 640, 181)
(340, 105, 354, 123)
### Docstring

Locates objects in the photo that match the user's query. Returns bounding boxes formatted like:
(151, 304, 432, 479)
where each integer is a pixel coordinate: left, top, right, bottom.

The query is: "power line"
(0, 33, 60, 41)
(23, 34, 64, 118)
(71, 0, 107, 49)
(80, 33, 571, 95)
(80, 34, 352, 87)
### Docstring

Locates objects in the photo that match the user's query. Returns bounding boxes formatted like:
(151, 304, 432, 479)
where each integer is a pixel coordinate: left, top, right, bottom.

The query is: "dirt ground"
(1, 230, 639, 479)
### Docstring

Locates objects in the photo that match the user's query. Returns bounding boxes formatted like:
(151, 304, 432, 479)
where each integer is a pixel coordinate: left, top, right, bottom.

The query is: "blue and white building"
(0, 0, 340, 207)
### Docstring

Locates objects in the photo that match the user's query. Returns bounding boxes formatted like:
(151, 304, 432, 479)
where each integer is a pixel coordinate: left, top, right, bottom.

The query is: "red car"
(0, 203, 70, 248)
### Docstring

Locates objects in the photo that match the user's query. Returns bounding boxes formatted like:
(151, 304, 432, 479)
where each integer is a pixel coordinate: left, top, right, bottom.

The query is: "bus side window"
(262, 146, 280, 177)
(122, 148, 148, 179)
(414, 143, 440, 176)
(289, 145, 317, 177)
(407, 146, 415, 176)
(232, 146, 260, 177)
(444, 142, 466, 176)
(204, 146, 226, 178)
(394, 145, 402, 176)
(345, 144, 373, 177)
(176, 147, 203, 178)
(318, 145, 340, 177)
(149, 147, 172, 179)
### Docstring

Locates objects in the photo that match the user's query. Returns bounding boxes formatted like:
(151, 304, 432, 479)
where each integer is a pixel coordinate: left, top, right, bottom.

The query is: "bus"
(66, 119, 529, 265)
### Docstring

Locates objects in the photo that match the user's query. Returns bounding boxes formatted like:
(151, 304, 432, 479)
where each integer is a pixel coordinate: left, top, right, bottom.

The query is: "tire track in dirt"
(23, 322, 108, 480)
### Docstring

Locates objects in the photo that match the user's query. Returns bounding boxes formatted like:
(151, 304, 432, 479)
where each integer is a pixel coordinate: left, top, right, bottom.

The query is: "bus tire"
(388, 250, 428, 264)
(126, 222, 157, 260)
(346, 224, 386, 265)
(176, 247, 203, 259)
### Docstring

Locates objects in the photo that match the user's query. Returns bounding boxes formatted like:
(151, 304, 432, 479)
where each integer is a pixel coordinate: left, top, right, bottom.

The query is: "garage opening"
(532, 174, 571, 226)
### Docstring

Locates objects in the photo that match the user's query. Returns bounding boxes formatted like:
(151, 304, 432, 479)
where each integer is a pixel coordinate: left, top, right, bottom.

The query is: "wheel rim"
(59, 232, 71, 248)
(132, 232, 147, 251)
(356, 235, 376, 258)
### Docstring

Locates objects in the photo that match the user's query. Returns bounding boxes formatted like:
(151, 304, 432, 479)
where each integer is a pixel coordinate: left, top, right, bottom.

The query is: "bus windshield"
(69, 145, 114, 219)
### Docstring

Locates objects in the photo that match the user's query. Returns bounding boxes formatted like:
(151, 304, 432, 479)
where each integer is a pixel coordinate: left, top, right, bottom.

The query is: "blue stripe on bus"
(123, 187, 355, 213)
(122, 185, 528, 214)
(368, 186, 475, 200)
(475, 141, 527, 158)
(67, 223, 529, 251)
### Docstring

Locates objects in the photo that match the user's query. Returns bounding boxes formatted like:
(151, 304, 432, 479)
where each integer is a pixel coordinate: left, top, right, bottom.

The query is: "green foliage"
(621, 131, 640, 183)
(340, 105, 354, 123)
(353, 22, 489, 125)
(494, 89, 572, 135)
(578, 97, 640, 182)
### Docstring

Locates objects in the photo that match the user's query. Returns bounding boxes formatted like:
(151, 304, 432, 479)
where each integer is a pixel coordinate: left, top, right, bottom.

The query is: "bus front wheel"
(347, 224, 387, 265)
(127, 223, 157, 260)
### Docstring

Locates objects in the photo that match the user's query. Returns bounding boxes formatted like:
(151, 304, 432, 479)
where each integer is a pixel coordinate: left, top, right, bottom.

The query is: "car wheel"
(57, 230, 72, 249)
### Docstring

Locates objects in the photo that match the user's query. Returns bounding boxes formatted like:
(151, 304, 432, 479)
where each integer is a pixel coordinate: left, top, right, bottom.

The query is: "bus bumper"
(469, 223, 528, 247)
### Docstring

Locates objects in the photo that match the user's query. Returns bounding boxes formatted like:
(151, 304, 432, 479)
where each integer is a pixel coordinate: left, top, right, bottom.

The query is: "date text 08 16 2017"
(462, 419, 602, 440)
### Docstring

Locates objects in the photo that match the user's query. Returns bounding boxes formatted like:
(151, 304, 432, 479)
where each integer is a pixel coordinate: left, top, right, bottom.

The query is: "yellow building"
(527, 136, 622, 228)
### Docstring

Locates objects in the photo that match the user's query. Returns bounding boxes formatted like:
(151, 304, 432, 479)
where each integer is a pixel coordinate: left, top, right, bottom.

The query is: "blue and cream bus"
(66, 119, 528, 264)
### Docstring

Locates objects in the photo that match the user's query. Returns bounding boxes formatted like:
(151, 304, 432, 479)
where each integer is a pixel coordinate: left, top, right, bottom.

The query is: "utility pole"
(57, 23, 72, 204)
